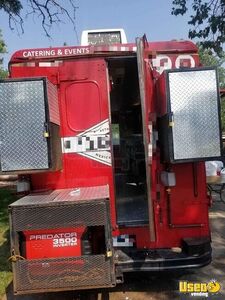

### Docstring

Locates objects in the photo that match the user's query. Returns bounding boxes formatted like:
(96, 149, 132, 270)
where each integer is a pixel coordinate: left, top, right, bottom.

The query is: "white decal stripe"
(79, 151, 111, 166)
(78, 119, 109, 136)
(109, 46, 118, 52)
(39, 62, 53, 67)
(62, 119, 111, 166)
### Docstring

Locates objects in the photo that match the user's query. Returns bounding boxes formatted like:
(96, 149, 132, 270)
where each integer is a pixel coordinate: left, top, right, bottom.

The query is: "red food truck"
(0, 29, 222, 295)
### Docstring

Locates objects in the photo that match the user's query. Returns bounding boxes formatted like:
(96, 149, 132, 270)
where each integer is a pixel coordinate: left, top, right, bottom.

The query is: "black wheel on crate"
(100, 291, 110, 300)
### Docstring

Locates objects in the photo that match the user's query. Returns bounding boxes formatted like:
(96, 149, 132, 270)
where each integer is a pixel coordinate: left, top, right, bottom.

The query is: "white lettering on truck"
(22, 47, 90, 58)
(23, 49, 56, 58)
(29, 232, 78, 248)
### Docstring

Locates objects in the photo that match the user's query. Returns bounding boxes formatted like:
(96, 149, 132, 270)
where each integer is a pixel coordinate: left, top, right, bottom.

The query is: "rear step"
(115, 239, 211, 272)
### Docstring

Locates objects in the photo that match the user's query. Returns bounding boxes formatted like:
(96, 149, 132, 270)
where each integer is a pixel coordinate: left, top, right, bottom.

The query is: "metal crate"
(9, 186, 115, 294)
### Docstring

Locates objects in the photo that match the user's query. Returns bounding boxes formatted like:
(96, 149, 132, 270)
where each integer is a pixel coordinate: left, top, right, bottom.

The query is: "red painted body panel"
(9, 39, 210, 253)
(10, 41, 198, 63)
(47, 81, 60, 125)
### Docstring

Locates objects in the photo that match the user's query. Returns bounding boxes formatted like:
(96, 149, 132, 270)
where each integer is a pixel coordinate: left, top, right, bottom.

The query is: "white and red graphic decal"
(152, 54, 196, 74)
(62, 119, 111, 166)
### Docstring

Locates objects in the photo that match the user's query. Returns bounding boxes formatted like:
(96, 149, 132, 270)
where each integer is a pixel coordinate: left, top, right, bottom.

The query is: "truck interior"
(107, 57, 149, 226)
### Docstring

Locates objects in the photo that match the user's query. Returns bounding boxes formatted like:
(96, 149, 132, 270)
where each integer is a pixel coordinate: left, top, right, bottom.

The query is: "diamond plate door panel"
(167, 68, 221, 161)
(0, 79, 49, 171)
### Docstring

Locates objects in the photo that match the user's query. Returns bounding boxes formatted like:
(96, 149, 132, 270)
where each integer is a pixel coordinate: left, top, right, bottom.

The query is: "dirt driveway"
(2, 200, 225, 300)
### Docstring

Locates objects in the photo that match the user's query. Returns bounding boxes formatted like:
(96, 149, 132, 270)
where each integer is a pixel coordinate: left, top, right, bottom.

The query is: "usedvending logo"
(30, 232, 78, 248)
(179, 279, 221, 297)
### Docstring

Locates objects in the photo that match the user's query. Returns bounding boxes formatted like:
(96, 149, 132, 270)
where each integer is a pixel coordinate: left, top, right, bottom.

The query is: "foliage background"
(0, 30, 7, 78)
(172, 0, 225, 56)
(198, 45, 225, 131)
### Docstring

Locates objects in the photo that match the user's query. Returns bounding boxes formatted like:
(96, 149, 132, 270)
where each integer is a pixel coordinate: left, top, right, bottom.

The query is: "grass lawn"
(0, 189, 17, 297)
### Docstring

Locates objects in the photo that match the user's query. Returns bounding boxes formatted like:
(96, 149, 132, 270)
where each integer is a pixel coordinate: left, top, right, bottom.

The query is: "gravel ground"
(2, 198, 225, 300)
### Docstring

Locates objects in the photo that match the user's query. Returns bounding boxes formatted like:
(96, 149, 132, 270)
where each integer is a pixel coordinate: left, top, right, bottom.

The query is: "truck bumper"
(115, 238, 212, 273)
(116, 250, 211, 273)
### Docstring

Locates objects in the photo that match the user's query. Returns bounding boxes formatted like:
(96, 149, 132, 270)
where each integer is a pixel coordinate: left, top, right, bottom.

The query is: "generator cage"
(9, 186, 115, 294)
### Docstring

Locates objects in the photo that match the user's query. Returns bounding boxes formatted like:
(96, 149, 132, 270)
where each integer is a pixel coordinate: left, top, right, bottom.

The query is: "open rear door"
(136, 36, 156, 242)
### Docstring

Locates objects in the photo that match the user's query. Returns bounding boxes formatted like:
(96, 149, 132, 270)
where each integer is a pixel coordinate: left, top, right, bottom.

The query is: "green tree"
(172, 0, 225, 56)
(0, 0, 78, 39)
(198, 44, 225, 88)
(0, 30, 7, 79)
(221, 97, 225, 132)
(198, 45, 225, 130)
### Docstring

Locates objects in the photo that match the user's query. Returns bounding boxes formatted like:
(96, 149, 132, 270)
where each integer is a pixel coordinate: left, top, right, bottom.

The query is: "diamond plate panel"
(10, 185, 110, 207)
(0, 79, 49, 171)
(168, 69, 221, 160)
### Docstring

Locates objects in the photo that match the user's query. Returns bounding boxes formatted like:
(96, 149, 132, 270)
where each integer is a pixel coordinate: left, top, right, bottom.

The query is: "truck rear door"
(136, 36, 156, 242)
(59, 58, 117, 228)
